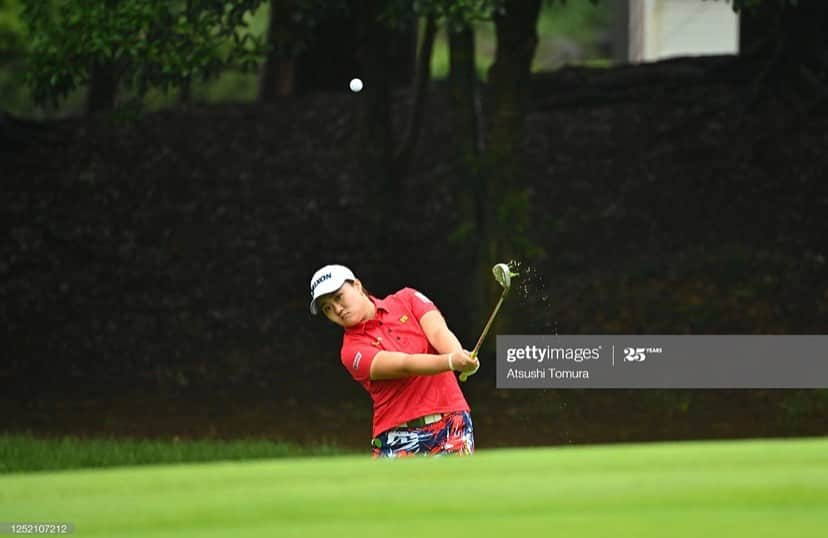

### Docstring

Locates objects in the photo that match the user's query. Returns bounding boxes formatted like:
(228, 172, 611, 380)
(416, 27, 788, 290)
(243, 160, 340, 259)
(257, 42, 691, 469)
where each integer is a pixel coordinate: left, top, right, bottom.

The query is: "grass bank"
(0, 434, 351, 473)
(1, 437, 826, 537)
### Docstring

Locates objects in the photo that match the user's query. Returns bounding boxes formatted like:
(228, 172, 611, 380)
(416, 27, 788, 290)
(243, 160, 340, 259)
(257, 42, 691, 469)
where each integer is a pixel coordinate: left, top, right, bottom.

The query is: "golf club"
(460, 263, 518, 382)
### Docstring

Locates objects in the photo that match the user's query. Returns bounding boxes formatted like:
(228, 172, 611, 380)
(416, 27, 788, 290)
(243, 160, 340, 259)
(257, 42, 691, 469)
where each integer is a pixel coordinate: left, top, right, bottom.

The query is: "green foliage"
(382, 0, 504, 32)
(537, 0, 608, 41)
(19, 0, 266, 108)
(0, 0, 24, 55)
(534, 0, 610, 71)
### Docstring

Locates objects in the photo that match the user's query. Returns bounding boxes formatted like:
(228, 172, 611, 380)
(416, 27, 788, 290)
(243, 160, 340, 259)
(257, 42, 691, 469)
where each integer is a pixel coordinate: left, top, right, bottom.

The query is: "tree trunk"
(393, 15, 437, 179)
(487, 0, 541, 189)
(259, 2, 297, 101)
(474, 0, 541, 343)
(483, 0, 541, 258)
(448, 23, 488, 339)
(85, 0, 122, 114)
(449, 24, 483, 161)
(85, 61, 119, 114)
(260, 57, 295, 100)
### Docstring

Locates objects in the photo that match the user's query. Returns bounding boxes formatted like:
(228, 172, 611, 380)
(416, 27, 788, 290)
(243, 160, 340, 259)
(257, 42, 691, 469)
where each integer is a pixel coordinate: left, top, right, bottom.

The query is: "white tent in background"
(613, 0, 740, 63)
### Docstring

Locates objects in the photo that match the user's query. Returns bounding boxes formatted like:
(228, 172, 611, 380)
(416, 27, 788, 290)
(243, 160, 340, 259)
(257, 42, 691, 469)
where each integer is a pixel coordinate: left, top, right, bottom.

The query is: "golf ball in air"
(349, 78, 363, 92)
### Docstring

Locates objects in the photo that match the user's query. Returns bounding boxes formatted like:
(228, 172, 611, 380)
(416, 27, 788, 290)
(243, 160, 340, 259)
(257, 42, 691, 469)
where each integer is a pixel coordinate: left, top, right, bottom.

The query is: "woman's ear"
(353, 279, 365, 295)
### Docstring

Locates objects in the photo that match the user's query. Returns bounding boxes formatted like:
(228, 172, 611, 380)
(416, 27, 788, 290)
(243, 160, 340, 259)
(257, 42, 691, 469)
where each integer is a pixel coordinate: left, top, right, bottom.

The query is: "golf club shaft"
(471, 292, 507, 358)
(460, 288, 508, 382)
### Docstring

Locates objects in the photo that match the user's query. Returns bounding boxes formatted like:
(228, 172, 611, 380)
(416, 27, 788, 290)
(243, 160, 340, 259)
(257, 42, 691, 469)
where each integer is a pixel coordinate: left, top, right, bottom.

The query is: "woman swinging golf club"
(309, 264, 479, 458)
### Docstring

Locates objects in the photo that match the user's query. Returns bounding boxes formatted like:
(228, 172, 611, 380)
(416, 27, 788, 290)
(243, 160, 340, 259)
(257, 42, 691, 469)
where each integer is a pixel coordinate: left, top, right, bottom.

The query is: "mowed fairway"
(2, 437, 827, 537)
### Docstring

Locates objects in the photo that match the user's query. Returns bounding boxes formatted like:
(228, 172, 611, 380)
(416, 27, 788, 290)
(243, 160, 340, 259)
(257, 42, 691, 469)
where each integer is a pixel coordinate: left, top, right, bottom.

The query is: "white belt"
(397, 413, 444, 429)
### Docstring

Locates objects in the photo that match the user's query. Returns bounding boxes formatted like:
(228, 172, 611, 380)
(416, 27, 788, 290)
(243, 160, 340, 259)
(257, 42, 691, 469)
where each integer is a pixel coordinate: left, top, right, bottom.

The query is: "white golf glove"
(458, 351, 480, 381)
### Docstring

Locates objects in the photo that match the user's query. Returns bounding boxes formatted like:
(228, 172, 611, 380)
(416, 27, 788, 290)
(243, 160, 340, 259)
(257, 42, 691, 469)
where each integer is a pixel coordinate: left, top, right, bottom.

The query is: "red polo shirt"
(340, 287, 470, 437)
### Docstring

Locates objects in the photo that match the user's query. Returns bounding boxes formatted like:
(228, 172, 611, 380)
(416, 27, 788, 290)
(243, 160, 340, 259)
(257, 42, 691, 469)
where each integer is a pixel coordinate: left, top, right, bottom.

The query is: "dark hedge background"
(3, 56, 827, 449)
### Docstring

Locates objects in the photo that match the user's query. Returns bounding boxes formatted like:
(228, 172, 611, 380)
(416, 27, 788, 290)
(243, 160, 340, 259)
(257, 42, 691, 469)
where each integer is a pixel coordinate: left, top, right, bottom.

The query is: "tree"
(259, 1, 303, 100)
(258, 0, 350, 101)
(438, 2, 499, 337)
(484, 0, 542, 255)
(393, 12, 437, 177)
(346, 0, 542, 336)
(20, 0, 266, 114)
(385, 0, 496, 181)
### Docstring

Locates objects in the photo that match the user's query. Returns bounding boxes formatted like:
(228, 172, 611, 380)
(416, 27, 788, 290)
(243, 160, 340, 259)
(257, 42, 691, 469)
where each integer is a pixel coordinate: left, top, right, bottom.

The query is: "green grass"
(0, 434, 350, 473)
(1, 437, 826, 537)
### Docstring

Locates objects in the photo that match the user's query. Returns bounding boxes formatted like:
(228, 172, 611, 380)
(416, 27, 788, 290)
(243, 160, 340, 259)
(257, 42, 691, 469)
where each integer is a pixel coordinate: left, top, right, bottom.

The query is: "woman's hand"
(449, 350, 480, 376)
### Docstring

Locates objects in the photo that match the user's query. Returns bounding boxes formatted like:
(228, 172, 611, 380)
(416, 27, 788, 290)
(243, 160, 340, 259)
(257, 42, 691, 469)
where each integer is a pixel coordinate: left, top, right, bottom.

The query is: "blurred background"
(2, 0, 616, 116)
(2, 0, 827, 450)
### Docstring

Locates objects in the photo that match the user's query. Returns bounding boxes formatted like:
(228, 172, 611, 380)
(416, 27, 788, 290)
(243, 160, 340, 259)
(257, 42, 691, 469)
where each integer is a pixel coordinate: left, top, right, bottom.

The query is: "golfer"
(309, 264, 479, 458)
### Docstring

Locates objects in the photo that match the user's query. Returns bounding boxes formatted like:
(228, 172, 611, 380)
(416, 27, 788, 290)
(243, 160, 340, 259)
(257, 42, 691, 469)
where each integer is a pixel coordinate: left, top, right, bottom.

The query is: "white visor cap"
(309, 264, 356, 315)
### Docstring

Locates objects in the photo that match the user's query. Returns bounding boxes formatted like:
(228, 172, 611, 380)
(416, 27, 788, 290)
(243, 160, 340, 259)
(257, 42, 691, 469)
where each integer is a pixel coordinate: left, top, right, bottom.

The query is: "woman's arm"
(420, 309, 480, 380)
(369, 350, 478, 380)
(369, 351, 457, 380)
(419, 310, 464, 354)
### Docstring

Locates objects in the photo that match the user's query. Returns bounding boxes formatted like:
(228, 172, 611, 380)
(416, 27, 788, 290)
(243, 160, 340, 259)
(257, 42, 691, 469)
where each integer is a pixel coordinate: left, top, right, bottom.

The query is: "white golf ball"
(349, 78, 363, 92)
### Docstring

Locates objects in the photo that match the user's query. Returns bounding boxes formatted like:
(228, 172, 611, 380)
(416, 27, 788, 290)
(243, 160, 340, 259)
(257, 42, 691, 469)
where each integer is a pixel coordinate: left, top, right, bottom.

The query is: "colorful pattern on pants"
(371, 410, 474, 458)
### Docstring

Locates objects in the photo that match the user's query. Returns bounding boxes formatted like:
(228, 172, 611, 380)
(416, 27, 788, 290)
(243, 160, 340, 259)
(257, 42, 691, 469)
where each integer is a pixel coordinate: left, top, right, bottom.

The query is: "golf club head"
(492, 263, 513, 290)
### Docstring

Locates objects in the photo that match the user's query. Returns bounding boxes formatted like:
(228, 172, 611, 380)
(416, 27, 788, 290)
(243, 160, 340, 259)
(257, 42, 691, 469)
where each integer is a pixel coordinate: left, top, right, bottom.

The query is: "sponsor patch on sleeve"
(352, 351, 363, 370)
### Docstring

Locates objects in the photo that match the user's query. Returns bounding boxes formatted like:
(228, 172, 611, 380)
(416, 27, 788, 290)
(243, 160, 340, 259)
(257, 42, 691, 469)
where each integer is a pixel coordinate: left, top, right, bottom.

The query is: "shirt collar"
(372, 295, 390, 314)
(345, 295, 387, 334)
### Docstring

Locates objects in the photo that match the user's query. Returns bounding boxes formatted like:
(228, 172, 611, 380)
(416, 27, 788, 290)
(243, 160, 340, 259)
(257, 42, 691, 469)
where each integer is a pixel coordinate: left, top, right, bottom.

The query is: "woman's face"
(318, 280, 372, 328)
